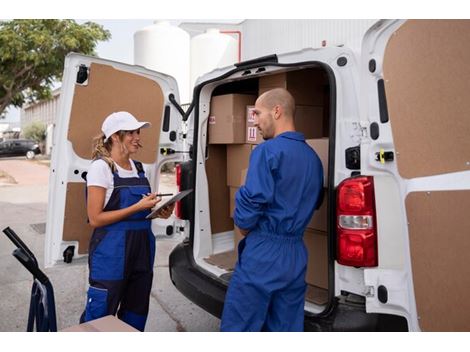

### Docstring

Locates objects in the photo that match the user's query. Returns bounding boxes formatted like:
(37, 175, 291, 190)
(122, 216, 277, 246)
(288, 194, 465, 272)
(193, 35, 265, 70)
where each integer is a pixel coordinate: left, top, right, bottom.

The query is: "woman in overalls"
(81, 111, 174, 331)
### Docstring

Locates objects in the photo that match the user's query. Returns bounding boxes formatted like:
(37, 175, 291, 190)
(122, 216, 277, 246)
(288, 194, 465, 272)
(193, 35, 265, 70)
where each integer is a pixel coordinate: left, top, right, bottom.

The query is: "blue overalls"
(82, 160, 155, 331)
(220, 132, 323, 332)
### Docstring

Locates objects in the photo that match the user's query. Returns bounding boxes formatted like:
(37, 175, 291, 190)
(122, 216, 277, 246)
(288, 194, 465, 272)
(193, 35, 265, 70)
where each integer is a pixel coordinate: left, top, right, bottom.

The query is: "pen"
(141, 192, 173, 198)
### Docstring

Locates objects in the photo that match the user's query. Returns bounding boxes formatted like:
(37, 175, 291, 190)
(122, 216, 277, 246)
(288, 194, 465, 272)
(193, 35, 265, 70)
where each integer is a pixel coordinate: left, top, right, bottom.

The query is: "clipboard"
(145, 189, 193, 219)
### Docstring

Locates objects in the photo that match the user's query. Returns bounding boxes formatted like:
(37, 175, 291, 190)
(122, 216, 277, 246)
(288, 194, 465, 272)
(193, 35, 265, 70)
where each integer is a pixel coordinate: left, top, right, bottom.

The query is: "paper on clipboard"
(145, 189, 193, 219)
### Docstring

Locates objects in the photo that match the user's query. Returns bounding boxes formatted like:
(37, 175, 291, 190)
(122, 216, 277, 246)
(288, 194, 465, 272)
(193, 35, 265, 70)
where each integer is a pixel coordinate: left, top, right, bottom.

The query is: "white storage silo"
(134, 21, 191, 104)
(190, 28, 238, 93)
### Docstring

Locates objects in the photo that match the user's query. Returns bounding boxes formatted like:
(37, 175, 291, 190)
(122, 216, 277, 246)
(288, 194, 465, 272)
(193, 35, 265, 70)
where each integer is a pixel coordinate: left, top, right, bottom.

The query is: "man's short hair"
(259, 88, 295, 118)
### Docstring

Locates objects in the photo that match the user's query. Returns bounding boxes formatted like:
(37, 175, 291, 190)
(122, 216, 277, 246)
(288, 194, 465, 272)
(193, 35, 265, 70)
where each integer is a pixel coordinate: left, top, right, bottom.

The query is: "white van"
(45, 19, 470, 331)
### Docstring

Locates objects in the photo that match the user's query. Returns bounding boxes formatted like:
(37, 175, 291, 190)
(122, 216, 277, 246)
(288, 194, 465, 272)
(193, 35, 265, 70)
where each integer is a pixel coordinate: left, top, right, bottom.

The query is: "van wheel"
(26, 151, 36, 160)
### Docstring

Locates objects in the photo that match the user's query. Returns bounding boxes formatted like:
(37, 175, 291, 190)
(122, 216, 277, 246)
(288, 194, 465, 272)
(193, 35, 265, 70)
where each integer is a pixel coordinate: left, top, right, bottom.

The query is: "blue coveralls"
(82, 160, 156, 331)
(220, 131, 323, 332)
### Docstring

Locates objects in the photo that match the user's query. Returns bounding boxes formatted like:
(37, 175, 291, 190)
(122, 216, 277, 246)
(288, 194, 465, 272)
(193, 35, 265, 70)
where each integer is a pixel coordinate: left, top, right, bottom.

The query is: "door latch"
(375, 148, 394, 164)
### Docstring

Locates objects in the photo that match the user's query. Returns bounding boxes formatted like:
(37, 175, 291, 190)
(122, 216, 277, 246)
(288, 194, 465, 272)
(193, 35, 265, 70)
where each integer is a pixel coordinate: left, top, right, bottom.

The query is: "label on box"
(247, 107, 256, 123)
(247, 127, 258, 142)
(209, 115, 216, 124)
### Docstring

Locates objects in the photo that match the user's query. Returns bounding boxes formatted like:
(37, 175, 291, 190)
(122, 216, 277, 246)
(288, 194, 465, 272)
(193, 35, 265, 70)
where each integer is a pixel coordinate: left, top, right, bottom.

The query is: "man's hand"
(236, 225, 249, 237)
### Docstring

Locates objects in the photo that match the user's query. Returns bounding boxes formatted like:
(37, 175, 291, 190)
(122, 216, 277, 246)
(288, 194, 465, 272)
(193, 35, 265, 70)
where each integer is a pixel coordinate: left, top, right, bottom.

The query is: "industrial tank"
(134, 21, 191, 104)
(190, 28, 238, 93)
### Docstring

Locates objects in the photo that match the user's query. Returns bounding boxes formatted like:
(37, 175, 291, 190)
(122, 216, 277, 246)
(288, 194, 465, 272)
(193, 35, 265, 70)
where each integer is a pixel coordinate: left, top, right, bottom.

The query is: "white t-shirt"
(86, 159, 150, 207)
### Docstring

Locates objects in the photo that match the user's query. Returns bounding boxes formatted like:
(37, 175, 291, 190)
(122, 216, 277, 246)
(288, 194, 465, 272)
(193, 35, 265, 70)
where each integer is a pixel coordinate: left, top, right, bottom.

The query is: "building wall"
(20, 90, 60, 130)
(240, 19, 378, 60)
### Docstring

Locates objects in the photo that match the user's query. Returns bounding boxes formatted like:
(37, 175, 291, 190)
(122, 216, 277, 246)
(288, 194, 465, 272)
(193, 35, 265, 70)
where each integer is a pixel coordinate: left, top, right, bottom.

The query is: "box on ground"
(209, 94, 256, 144)
(304, 229, 328, 289)
(61, 315, 138, 332)
(206, 145, 233, 234)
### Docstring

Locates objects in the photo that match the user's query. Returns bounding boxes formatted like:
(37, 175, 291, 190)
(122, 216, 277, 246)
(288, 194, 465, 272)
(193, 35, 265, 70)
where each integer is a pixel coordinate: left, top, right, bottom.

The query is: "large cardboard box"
(295, 105, 324, 139)
(258, 69, 326, 106)
(206, 145, 234, 234)
(229, 187, 238, 217)
(304, 229, 328, 289)
(209, 94, 256, 144)
(306, 138, 329, 187)
(307, 189, 328, 232)
(61, 315, 138, 332)
(227, 144, 253, 187)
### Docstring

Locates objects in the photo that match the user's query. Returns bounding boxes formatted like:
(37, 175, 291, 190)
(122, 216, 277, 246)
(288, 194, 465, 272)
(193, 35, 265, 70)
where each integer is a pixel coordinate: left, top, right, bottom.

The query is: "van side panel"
(383, 20, 470, 178)
(406, 190, 470, 331)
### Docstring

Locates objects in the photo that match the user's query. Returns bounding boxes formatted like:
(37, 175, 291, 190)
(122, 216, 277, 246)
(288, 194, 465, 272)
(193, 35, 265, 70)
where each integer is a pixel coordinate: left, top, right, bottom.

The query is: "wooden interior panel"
(383, 20, 470, 178)
(63, 183, 92, 254)
(68, 63, 164, 163)
(406, 191, 470, 331)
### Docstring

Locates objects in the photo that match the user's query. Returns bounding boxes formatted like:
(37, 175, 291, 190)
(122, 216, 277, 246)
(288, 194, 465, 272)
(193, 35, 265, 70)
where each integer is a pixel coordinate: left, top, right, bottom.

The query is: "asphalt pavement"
(0, 157, 220, 332)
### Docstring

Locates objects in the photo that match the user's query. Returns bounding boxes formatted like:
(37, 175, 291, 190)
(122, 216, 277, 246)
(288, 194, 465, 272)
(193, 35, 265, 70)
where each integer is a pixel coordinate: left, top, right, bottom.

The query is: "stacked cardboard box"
(257, 68, 327, 144)
(304, 228, 328, 289)
(258, 70, 326, 106)
(208, 94, 256, 144)
(61, 315, 138, 332)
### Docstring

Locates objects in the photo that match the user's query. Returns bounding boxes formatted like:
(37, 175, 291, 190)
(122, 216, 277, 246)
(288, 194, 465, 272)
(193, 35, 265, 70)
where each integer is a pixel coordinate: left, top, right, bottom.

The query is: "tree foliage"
(23, 120, 46, 142)
(0, 20, 111, 117)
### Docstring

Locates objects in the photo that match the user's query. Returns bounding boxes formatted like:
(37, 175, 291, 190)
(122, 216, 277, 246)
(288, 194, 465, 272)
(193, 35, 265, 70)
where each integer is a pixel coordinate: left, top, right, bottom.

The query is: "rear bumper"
(169, 241, 408, 331)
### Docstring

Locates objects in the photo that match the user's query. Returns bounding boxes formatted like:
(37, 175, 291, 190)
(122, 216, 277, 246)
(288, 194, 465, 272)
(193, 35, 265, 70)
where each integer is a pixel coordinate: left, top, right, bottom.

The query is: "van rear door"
(360, 19, 470, 331)
(45, 53, 187, 268)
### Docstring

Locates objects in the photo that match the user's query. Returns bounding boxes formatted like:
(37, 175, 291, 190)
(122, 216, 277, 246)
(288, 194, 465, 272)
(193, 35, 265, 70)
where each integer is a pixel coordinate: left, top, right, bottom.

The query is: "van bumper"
(169, 241, 408, 331)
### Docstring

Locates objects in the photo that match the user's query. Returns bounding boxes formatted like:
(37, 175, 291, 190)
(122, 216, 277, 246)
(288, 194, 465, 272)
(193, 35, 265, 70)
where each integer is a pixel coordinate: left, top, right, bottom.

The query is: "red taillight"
(175, 163, 182, 219)
(336, 176, 378, 267)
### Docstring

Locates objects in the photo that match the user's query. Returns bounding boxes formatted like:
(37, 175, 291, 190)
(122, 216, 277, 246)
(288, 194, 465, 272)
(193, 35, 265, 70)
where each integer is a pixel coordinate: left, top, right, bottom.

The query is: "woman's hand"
(157, 202, 175, 219)
(136, 193, 159, 211)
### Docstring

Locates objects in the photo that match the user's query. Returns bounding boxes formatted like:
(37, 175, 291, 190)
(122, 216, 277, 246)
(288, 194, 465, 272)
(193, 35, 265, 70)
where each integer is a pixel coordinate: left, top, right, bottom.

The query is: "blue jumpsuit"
(220, 131, 323, 332)
(82, 160, 156, 331)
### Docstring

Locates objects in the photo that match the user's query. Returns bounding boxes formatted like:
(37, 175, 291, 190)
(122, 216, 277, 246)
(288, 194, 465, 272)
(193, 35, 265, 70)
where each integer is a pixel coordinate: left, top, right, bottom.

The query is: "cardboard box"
(206, 145, 234, 234)
(246, 105, 263, 144)
(209, 94, 256, 144)
(295, 105, 324, 139)
(304, 229, 328, 289)
(307, 189, 328, 232)
(306, 138, 329, 187)
(61, 315, 138, 332)
(258, 69, 326, 106)
(227, 144, 253, 187)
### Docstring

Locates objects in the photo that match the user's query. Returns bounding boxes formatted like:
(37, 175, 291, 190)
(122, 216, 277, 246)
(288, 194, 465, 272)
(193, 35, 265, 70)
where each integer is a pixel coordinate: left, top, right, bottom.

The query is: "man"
(220, 88, 323, 332)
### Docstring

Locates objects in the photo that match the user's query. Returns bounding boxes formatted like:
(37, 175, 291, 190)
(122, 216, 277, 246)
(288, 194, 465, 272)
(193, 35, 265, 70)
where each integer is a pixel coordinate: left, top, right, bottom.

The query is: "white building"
(20, 19, 378, 151)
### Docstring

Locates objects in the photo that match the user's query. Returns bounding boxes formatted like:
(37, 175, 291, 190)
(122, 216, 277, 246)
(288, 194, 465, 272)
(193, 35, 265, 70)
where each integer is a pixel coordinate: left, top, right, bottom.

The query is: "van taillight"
(336, 176, 378, 267)
(175, 163, 182, 219)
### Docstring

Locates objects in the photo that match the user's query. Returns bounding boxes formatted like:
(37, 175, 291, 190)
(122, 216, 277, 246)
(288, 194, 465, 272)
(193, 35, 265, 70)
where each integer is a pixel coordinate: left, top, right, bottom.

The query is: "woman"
(81, 111, 173, 331)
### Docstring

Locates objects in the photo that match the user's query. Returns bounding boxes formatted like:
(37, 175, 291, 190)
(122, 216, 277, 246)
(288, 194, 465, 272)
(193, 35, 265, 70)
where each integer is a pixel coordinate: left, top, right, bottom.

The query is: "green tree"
(23, 121, 46, 142)
(0, 19, 111, 117)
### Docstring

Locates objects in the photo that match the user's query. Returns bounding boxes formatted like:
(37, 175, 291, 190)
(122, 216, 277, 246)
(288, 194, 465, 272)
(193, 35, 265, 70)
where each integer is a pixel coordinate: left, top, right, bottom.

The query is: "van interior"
(199, 67, 331, 313)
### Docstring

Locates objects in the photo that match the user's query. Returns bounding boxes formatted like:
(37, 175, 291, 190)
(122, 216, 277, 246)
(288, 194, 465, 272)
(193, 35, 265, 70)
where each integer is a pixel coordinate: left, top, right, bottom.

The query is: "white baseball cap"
(102, 111, 151, 142)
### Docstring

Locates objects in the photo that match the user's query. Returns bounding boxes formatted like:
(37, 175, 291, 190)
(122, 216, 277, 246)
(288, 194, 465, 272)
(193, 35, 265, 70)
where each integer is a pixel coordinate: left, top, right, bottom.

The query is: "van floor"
(203, 250, 328, 305)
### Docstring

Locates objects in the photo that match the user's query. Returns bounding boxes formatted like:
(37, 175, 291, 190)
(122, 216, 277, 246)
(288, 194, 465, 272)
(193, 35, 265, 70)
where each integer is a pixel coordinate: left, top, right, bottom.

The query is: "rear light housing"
(336, 176, 378, 267)
(175, 163, 182, 219)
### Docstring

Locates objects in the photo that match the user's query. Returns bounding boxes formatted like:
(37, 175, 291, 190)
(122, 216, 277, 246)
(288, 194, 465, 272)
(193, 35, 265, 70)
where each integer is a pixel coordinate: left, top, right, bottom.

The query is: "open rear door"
(361, 20, 470, 331)
(45, 54, 187, 268)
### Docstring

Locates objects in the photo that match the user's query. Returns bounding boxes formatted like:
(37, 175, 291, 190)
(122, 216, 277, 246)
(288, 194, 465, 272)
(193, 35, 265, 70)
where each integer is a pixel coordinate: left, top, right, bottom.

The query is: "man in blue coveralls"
(220, 88, 323, 332)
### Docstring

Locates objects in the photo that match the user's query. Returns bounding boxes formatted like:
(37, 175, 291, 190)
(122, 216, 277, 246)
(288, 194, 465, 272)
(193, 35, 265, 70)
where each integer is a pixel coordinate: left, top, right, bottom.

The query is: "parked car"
(0, 139, 41, 159)
(46, 19, 470, 332)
